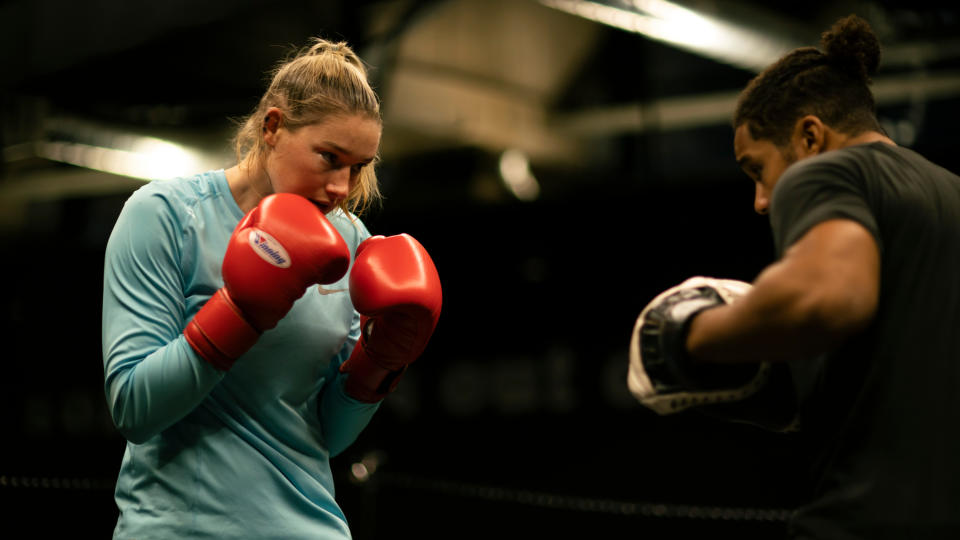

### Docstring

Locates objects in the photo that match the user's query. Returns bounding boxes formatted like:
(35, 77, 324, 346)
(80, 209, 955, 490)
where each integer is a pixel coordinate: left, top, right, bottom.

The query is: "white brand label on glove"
(248, 229, 291, 268)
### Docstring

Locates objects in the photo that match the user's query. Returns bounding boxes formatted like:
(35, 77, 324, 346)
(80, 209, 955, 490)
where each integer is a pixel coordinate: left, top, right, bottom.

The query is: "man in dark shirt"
(629, 14, 960, 539)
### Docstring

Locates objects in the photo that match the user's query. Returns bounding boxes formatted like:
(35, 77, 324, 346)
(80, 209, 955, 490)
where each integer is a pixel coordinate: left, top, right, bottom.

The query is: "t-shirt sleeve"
(101, 185, 224, 444)
(316, 212, 380, 457)
(769, 155, 882, 258)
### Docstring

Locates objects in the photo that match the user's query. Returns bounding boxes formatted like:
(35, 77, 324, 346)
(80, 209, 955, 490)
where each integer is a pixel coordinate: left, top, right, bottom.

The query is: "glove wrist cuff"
(655, 291, 758, 390)
(664, 303, 723, 386)
(184, 289, 260, 371)
(339, 345, 407, 403)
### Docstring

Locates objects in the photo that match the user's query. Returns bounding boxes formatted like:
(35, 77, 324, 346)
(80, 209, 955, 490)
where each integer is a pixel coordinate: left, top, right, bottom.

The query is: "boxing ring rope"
(1, 470, 791, 524)
(372, 471, 792, 522)
(0, 474, 114, 491)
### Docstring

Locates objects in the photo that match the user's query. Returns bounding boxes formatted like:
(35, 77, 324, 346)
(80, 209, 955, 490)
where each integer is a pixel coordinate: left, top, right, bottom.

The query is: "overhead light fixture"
(39, 137, 206, 181)
(499, 148, 540, 201)
(540, 0, 798, 72)
(30, 117, 225, 181)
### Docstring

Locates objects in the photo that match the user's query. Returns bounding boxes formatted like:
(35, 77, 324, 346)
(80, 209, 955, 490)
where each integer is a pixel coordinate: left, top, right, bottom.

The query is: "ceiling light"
(540, 0, 797, 72)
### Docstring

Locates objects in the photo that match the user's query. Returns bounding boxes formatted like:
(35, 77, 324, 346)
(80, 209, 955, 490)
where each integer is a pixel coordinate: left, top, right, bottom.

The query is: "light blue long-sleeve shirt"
(102, 169, 379, 539)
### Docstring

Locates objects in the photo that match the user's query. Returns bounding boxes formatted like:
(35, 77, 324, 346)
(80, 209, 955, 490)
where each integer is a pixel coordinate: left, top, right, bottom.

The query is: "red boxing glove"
(340, 234, 442, 402)
(185, 193, 350, 370)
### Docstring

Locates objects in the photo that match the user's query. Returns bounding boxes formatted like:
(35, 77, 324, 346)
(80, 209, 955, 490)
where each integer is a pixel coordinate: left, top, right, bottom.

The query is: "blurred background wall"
(2, 0, 958, 537)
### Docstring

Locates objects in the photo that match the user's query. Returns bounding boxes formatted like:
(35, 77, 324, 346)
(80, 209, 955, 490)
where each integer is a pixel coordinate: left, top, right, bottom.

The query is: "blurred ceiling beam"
(378, 0, 603, 165)
(552, 70, 960, 136)
(539, 0, 808, 72)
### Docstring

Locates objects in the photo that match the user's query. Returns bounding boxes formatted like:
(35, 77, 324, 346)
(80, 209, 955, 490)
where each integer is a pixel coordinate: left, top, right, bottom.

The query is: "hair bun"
(305, 38, 365, 69)
(309, 40, 343, 56)
(821, 14, 882, 81)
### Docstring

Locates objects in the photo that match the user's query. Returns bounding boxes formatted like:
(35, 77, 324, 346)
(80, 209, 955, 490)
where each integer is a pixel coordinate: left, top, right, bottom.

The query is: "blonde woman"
(102, 38, 441, 538)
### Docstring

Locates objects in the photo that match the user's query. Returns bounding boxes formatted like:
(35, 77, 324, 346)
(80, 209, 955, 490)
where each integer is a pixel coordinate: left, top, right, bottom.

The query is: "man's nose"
(754, 184, 770, 215)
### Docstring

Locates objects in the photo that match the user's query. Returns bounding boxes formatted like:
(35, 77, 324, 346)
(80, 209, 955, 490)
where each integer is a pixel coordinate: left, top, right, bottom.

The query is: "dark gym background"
(2, 1, 959, 538)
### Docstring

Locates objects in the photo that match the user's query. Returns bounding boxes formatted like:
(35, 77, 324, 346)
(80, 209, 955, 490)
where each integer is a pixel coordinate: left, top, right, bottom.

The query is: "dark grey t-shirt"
(769, 142, 960, 539)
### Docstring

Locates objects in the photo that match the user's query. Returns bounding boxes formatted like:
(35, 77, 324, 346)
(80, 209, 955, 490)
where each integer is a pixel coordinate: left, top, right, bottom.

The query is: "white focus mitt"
(627, 276, 771, 415)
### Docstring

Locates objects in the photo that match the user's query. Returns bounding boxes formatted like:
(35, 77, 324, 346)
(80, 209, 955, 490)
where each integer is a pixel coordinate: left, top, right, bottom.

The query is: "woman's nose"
(324, 167, 351, 200)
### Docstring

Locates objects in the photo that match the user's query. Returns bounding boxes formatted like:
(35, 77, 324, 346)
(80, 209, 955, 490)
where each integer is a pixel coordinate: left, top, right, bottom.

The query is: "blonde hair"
(234, 38, 382, 216)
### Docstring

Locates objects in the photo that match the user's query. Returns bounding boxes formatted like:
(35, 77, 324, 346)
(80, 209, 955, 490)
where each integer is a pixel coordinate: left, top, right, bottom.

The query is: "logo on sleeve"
(248, 229, 291, 268)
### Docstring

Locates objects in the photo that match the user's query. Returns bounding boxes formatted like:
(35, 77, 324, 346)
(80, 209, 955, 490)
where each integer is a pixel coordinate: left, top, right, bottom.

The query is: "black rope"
(0, 471, 794, 523)
(377, 472, 792, 522)
(0, 474, 114, 491)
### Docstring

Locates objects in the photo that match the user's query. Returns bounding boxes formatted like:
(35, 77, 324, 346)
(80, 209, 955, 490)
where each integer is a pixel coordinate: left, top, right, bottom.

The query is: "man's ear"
(792, 115, 826, 157)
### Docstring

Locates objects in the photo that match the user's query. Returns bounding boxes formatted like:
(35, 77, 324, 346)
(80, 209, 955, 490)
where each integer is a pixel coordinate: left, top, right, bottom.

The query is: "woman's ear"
(262, 108, 282, 146)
